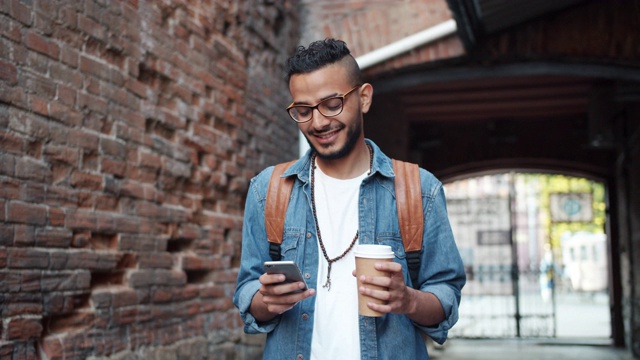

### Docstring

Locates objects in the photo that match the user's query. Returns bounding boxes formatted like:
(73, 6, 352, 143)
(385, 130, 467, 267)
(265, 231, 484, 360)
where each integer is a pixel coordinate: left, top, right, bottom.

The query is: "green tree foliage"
(523, 174, 606, 250)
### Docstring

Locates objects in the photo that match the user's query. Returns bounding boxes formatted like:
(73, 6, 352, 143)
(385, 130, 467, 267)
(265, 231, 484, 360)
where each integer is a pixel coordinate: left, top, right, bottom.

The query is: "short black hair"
(285, 38, 362, 85)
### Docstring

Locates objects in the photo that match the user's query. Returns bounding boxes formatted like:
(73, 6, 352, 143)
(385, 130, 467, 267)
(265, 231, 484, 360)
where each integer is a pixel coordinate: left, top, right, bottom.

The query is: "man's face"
(288, 63, 369, 160)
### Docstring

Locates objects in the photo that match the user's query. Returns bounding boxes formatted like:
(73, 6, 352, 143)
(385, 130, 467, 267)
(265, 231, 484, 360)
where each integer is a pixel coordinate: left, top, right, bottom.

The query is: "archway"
(443, 171, 611, 340)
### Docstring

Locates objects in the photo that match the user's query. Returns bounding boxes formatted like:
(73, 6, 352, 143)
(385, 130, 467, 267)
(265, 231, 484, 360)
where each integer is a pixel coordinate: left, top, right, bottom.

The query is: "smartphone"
(263, 261, 308, 290)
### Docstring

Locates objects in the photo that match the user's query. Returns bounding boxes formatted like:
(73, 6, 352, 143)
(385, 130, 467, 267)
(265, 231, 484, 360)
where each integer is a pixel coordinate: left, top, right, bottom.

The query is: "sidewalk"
(429, 338, 635, 360)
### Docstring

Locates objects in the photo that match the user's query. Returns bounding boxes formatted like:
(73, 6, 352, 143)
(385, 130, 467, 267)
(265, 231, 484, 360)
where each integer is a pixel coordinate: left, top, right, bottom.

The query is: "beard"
(305, 119, 362, 160)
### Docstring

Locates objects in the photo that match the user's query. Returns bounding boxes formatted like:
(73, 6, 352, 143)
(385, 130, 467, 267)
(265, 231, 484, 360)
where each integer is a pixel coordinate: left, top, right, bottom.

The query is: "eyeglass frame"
(285, 85, 362, 123)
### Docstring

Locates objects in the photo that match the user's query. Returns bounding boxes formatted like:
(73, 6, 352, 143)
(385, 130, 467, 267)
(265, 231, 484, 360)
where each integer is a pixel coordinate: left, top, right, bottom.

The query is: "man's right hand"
(250, 273, 316, 322)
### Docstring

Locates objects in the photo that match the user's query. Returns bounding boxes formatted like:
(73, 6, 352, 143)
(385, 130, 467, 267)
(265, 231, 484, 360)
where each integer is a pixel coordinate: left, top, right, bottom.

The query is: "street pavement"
(430, 291, 636, 359)
(429, 338, 634, 360)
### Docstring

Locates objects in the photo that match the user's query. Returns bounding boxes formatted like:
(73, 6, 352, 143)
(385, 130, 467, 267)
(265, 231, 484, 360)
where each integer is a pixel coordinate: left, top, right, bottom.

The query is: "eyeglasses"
(286, 85, 361, 123)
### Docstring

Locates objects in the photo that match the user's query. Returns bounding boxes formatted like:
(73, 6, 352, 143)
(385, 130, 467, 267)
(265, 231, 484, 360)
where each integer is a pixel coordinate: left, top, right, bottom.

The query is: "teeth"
(317, 129, 338, 138)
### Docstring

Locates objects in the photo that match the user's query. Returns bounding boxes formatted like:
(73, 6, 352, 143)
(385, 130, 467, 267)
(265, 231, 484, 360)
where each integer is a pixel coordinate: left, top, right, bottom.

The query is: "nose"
(310, 108, 331, 128)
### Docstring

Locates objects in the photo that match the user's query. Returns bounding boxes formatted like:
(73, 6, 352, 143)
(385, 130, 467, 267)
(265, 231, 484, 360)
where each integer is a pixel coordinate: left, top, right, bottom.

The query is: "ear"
(359, 83, 374, 113)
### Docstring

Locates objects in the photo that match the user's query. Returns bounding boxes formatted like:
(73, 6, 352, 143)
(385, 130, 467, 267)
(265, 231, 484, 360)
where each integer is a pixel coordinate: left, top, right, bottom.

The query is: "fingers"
(358, 262, 408, 314)
(373, 261, 402, 273)
(259, 273, 315, 315)
(262, 287, 315, 314)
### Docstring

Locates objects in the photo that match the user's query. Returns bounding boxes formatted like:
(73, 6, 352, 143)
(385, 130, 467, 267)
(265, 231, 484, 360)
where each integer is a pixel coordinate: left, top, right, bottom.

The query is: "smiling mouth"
(312, 126, 342, 140)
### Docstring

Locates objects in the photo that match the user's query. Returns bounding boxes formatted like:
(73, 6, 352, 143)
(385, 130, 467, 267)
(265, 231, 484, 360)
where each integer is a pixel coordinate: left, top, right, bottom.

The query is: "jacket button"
(301, 313, 309, 320)
(304, 273, 311, 279)
(306, 232, 312, 238)
(297, 355, 303, 360)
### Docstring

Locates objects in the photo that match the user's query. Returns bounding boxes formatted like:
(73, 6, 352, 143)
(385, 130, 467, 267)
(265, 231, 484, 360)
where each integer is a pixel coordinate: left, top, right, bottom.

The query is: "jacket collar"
(282, 139, 395, 183)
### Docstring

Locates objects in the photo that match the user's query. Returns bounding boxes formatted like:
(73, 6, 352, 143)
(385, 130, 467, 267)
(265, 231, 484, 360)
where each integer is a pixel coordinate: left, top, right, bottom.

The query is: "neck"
(314, 141, 371, 179)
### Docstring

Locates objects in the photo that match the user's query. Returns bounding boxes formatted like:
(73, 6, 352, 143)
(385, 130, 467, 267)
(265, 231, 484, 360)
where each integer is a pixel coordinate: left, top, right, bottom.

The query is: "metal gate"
(445, 173, 556, 338)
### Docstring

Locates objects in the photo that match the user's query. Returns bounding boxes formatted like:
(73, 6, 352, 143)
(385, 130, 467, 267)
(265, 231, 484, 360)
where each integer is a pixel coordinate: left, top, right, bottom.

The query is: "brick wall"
(0, 0, 298, 358)
(298, 0, 464, 74)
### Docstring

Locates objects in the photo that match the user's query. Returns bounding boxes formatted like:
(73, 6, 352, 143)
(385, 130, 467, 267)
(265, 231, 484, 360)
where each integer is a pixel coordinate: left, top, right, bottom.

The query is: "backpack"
(264, 159, 424, 289)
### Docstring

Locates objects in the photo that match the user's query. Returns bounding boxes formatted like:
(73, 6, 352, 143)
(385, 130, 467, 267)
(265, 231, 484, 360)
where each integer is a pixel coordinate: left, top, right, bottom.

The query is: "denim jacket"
(233, 140, 466, 360)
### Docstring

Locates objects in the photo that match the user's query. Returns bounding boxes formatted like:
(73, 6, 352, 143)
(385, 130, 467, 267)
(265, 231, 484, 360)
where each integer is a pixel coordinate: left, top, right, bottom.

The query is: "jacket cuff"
(237, 281, 280, 334)
(414, 285, 460, 344)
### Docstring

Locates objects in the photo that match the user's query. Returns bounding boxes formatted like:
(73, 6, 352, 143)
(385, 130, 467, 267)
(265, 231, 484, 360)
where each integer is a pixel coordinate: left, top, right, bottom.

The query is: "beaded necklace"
(310, 145, 373, 291)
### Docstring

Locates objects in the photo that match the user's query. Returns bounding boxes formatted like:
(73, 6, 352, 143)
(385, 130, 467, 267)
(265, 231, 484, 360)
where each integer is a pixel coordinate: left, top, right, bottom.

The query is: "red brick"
(20, 182, 46, 203)
(112, 307, 137, 325)
(0, 153, 16, 177)
(103, 83, 135, 108)
(100, 158, 127, 177)
(60, 46, 79, 68)
(9, 0, 32, 25)
(7, 201, 48, 226)
(43, 145, 80, 166)
(128, 269, 186, 288)
(78, 91, 108, 114)
(29, 94, 49, 116)
(119, 234, 157, 252)
(81, 152, 99, 171)
(100, 138, 126, 159)
(182, 255, 222, 271)
(0, 83, 27, 108)
(44, 186, 78, 208)
(48, 208, 65, 227)
(0, 60, 18, 85)
(0, 223, 11, 247)
(40, 271, 90, 291)
(137, 252, 173, 269)
(57, 84, 77, 106)
(121, 109, 146, 130)
(113, 216, 143, 234)
(2, 294, 44, 316)
(151, 287, 174, 303)
(0, 198, 5, 222)
(70, 170, 103, 190)
(35, 227, 72, 248)
(107, 289, 139, 308)
(15, 157, 51, 182)
(0, 16, 21, 42)
(94, 194, 118, 211)
(65, 210, 97, 231)
(125, 78, 148, 99)
(8, 248, 49, 269)
(25, 31, 59, 59)
(59, 250, 119, 271)
(6, 317, 43, 340)
(0, 131, 25, 154)
(13, 225, 36, 246)
(77, 13, 106, 41)
(139, 151, 161, 169)
(49, 100, 83, 126)
(80, 55, 110, 81)
(50, 60, 83, 87)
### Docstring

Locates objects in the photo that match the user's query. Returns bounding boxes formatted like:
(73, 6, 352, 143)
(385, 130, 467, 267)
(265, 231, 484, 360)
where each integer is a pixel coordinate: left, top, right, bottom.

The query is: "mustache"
(309, 124, 344, 136)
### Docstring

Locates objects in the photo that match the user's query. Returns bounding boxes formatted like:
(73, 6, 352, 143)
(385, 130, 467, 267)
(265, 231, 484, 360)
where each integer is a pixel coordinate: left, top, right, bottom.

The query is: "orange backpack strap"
(392, 159, 424, 288)
(265, 161, 296, 260)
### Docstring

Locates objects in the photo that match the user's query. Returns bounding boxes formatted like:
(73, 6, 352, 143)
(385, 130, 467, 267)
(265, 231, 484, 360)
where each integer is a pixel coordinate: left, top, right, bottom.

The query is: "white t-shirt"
(310, 164, 368, 360)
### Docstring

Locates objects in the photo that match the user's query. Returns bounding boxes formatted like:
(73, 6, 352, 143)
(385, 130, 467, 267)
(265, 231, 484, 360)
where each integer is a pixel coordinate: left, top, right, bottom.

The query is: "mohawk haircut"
(285, 38, 362, 85)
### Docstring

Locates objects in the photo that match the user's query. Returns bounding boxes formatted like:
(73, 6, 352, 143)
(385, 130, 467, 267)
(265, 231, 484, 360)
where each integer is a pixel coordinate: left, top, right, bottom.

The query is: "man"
(233, 38, 466, 359)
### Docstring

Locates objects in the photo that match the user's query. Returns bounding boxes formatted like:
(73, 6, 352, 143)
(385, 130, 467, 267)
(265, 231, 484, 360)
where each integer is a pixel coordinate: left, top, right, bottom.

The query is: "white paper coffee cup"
(354, 244, 395, 317)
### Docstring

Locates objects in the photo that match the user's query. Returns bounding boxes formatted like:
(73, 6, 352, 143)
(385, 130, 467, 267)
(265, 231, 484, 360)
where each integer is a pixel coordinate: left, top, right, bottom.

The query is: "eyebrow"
(291, 91, 341, 106)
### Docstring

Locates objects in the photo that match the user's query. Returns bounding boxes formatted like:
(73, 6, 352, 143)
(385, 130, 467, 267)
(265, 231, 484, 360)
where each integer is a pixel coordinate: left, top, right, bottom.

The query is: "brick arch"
(437, 159, 611, 185)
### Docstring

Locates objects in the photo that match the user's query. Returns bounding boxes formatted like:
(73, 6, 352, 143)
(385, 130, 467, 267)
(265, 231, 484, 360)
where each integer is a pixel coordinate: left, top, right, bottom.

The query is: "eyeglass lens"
(289, 97, 344, 122)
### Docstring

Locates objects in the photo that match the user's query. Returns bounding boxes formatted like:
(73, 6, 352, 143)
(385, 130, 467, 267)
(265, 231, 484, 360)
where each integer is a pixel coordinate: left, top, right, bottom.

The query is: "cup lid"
(354, 244, 394, 259)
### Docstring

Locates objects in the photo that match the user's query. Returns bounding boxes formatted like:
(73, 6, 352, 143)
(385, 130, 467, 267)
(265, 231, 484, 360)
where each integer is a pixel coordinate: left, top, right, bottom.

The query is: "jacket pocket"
(376, 232, 406, 260)
(280, 227, 304, 259)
